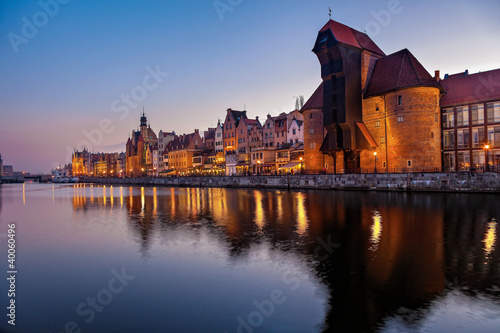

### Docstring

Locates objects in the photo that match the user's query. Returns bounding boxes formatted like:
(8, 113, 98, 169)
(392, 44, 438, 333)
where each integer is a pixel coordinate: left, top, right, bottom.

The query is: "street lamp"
(299, 157, 304, 174)
(257, 160, 261, 175)
(373, 152, 378, 173)
(484, 144, 490, 171)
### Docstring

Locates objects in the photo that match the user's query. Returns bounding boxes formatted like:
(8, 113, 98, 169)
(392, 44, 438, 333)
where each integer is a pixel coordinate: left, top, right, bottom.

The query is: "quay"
(82, 172, 500, 193)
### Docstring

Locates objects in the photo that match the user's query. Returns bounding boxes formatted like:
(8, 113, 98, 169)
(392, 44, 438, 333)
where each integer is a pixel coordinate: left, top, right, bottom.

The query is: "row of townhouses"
(72, 19, 500, 177)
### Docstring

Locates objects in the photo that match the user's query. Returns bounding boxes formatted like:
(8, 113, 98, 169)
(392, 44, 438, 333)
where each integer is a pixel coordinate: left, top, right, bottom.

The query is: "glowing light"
(296, 192, 308, 236)
(141, 187, 145, 213)
(22, 183, 26, 205)
(483, 219, 497, 259)
(370, 210, 382, 252)
(254, 190, 266, 230)
(103, 186, 106, 206)
(110, 186, 114, 207)
(120, 187, 123, 207)
(153, 187, 157, 214)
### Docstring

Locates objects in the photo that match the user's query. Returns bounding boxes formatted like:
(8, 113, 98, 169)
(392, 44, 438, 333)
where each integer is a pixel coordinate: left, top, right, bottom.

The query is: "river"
(0, 183, 499, 332)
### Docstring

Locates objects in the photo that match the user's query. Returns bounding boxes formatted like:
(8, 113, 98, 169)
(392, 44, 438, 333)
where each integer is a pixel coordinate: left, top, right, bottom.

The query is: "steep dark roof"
(440, 68, 500, 107)
(364, 49, 442, 98)
(319, 20, 385, 56)
(300, 82, 324, 112)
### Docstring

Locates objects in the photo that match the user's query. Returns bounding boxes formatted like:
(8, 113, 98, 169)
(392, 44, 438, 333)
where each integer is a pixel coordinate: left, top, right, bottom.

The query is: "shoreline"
(78, 172, 500, 193)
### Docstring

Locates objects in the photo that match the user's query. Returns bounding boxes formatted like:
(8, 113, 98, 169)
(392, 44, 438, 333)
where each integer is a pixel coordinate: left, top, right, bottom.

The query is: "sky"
(1, 0, 500, 173)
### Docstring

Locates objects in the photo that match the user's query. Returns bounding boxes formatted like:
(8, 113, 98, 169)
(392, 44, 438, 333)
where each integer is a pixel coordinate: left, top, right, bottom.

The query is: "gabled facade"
(262, 114, 276, 148)
(214, 120, 224, 153)
(165, 130, 202, 175)
(223, 108, 247, 152)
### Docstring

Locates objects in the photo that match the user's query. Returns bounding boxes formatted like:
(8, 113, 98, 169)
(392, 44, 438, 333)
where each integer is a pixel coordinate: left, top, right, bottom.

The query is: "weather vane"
(328, 7, 332, 19)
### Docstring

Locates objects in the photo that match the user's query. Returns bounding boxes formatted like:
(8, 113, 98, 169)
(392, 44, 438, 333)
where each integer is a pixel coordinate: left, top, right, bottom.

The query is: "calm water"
(0, 183, 499, 333)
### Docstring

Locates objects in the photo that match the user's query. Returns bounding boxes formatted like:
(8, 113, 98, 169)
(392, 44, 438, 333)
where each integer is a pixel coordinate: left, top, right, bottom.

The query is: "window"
(310, 128, 314, 134)
(431, 132, 434, 138)
(458, 152, 470, 171)
(265, 133, 268, 139)
(397, 116, 404, 123)
(442, 109, 454, 128)
(238, 139, 242, 144)
(260, 153, 262, 159)
(456, 106, 469, 126)
(290, 140, 293, 145)
(382, 161, 386, 168)
(232, 132, 234, 137)
(310, 142, 316, 149)
(487, 125, 500, 147)
(398, 95, 402, 105)
(435, 113, 439, 122)
(293, 129, 296, 135)
(375, 121, 380, 128)
(240, 129, 243, 134)
(376, 104, 379, 111)
(407, 160, 412, 167)
(472, 151, 485, 169)
(472, 127, 485, 148)
(457, 129, 470, 148)
(471, 104, 484, 125)
(267, 123, 271, 128)
(443, 130, 455, 149)
(380, 136, 386, 144)
(310, 113, 313, 119)
(487, 102, 500, 123)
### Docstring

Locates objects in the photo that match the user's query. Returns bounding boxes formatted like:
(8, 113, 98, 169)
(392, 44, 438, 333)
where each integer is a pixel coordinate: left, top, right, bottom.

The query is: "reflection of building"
(440, 69, 500, 171)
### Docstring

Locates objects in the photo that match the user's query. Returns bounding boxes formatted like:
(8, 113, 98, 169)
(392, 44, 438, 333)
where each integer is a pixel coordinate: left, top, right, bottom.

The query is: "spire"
(142, 106, 145, 117)
(328, 7, 332, 19)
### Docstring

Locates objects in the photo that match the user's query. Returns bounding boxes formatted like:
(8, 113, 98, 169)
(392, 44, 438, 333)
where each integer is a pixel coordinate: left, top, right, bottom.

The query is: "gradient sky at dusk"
(1, 0, 500, 173)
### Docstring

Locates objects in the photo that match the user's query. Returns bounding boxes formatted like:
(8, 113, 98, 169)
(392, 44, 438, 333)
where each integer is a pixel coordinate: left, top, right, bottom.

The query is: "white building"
(287, 117, 304, 147)
(215, 120, 224, 153)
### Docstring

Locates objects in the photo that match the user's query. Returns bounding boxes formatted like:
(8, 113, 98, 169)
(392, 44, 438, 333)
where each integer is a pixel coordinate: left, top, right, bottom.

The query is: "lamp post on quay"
(484, 144, 490, 171)
(373, 152, 378, 173)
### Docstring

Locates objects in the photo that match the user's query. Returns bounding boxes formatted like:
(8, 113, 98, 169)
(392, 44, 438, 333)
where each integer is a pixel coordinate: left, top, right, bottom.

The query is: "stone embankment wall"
(82, 173, 500, 193)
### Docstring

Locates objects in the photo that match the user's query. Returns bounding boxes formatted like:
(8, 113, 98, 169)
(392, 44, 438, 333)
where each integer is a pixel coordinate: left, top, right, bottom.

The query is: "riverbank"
(81, 172, 500, 193)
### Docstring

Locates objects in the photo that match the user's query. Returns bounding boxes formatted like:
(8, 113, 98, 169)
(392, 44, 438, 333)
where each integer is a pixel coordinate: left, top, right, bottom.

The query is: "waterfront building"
(223, 109, 247, 153)
(72, 149, 90, 176)
(439, 68, 500, 171)
(262, 114, 276, 148)
(225, 151, 237, 176)
(287, 116, 304, 147)
(3, 165, 14, 177)
(165, 130, 202, 176)
(126, 111, 158, 177)
(0, 153, 3, 176)
(214, 120, 224, 153)
(158, 130, 176, 174)
(302, 19, 442, 173)
(274, 112, 288, 148)
(203, 128, 216, 152)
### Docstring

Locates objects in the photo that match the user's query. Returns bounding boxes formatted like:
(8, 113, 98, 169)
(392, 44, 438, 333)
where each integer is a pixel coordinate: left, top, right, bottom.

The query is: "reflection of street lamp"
(484, 144, 490, 171)
(373, 152, 378, 173)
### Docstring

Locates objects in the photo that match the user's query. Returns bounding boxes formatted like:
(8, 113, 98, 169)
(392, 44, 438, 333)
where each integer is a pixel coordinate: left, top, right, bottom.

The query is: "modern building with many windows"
(440, 68, 500, 171)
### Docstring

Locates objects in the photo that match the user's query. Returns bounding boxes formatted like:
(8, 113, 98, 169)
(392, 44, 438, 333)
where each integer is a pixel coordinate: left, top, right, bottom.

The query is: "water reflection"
(63, 186, 500, 331)
(484, 219, 497, 260)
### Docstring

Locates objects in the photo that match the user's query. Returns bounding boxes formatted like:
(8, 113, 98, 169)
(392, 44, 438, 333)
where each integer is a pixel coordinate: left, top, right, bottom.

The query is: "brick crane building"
(302, 19, 443, 173)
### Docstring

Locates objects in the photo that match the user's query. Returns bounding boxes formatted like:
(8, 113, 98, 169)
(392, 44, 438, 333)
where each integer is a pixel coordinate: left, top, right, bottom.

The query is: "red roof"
(320, 20, 385, 56)
(440, 68, 500, 107)
(364, 49, 442, 98)
(300, 82, 324, 112)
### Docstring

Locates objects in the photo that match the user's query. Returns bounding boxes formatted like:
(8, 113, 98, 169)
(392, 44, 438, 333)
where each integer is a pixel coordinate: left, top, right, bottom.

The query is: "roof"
(300, 82, 324, 112)
(166, 132, 199, 151)
(319, 20, 385, 56)
(364, 49, 442, 98)
(440, 68, 500, 107)
(245, 118, 261, 127)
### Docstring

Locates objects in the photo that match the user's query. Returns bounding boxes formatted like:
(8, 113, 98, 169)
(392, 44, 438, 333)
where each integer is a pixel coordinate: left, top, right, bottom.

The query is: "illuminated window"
(397, 116, 404, 123)
(380, 136, 386, 144)
(375, 121, 380, 127)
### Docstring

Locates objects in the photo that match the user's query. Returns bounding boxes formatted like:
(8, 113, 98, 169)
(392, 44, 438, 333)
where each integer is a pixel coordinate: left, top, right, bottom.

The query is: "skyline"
(1, 0, 500, 173)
